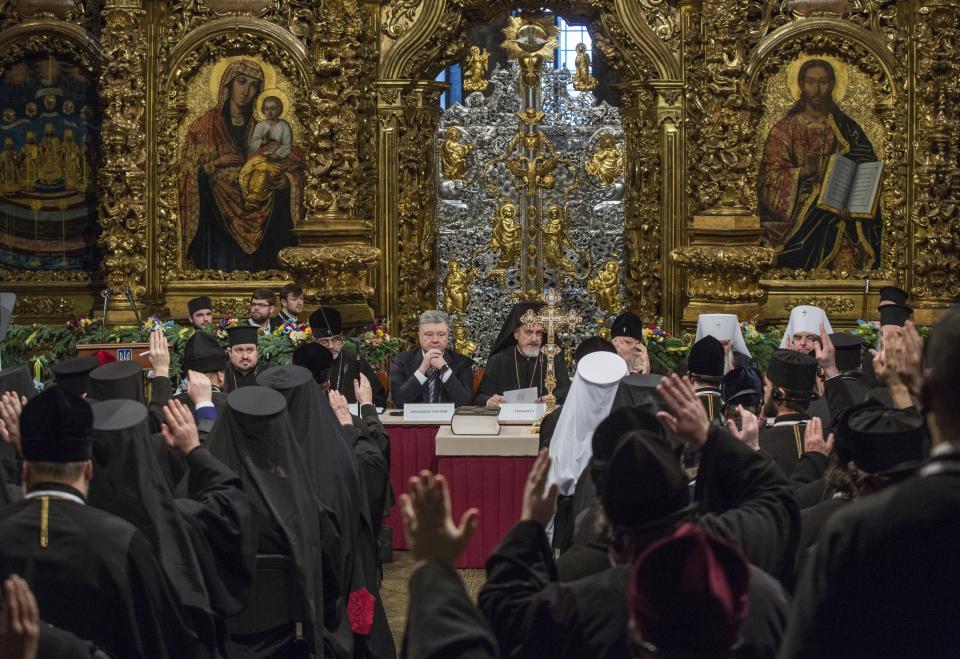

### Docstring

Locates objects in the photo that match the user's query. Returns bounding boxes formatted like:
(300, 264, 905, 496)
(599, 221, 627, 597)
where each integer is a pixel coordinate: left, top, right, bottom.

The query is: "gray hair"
(419, 310, 450, 327)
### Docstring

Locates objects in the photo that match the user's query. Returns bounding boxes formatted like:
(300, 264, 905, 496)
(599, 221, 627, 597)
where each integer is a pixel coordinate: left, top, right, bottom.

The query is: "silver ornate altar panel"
(435, 65, 625, 363)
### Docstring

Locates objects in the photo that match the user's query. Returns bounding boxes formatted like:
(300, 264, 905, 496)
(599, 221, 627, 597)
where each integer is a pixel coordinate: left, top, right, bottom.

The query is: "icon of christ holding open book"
(758, 58, 882, 270)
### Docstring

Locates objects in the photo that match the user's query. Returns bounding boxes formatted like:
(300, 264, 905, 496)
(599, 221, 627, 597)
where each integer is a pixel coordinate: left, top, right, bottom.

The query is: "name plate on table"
(498, 403, 546, 423)
(403, 403, 455, 423)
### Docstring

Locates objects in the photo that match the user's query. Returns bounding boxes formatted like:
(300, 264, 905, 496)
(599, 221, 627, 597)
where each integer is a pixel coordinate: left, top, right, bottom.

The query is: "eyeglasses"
(250, 302, 271, 308)
(421, 332, 448, 340)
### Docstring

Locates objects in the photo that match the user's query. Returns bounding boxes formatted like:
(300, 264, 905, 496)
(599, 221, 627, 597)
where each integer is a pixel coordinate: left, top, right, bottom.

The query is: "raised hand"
(726, 405, 760, 451)
(0, 392, 26, 456)
(148, 329, 170, 378)
(803, 416, 834, 456)
(656, 374, 711, 447)
(815, 323, 838, 379)
(329, 390, 353, 426)
(521, 448, 559, 527)
(898, 320, 924, 397)
(186, 370, 212, 407)
(160, 399, 200, 455)
(0, 575, 39, 659)
(399, 470, 478, 563)
(354, 373, 373, 406)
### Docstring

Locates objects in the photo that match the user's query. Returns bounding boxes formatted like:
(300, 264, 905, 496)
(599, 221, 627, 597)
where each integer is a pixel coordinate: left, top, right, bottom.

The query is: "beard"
(519, 346, 541, 359)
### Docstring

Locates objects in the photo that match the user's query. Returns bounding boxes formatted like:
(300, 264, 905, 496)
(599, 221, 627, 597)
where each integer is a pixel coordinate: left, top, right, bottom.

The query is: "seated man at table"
(390, 310, 473, 407)
(474, 302, 571, 407)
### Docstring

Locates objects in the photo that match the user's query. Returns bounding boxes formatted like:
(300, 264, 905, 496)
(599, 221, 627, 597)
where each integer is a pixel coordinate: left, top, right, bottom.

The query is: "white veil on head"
(695, 314, 750, 358)
(547, 351, 628, 496)
(780, 305, 833, 348)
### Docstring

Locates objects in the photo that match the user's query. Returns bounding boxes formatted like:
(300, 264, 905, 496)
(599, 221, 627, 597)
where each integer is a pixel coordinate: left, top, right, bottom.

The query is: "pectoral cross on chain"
(520, 288, 580, 411)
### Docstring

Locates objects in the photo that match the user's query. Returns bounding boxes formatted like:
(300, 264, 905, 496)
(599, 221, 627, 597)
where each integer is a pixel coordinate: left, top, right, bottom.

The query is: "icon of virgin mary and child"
(179, 59, 305, 271)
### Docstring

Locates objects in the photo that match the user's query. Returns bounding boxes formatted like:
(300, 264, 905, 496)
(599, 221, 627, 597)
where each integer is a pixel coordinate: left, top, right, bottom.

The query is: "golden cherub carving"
(588, 260, 624, 313)
(490, 202, 521, 270)
(454, 327, 478, 357)
(572, 43, 598, 91)
(463, 46, 490, 93)
(585, 133, 623, 187)
(440, 128, 473, 181)
(443, 259, 476, 315)
(542, 205, 578, 276)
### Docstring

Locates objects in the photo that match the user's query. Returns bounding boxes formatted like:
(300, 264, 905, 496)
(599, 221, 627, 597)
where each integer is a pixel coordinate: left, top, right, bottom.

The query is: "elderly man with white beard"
(474, 302, 572, 407)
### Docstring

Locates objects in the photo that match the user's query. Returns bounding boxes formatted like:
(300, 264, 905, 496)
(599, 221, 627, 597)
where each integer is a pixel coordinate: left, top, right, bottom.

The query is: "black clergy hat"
(831, 333, 864, 372)
(52, 355, 100, 398)
(612, 374, 664, 415)
(293, 343, 334, 383)
(573, 336, 617, 365)
(309, 306, 341, 338)
(226, 385, 287, 417)
(0, 364, 37, 401)
(687, 336, 725, 383)
(610, 311, 644, 341)
(879, 304, 913, 328)
(600, 430, 691, 530)
(489, 302, 542, 355)
(257, 364, 313, 390)
(720, 366, 763, 407)
(878, 286, 909, 308)
(766, 349, 818, 398)
(227, 325, 259, 347)
(591, 405, 668, 493)
(90, 398, 148, 433)
(20, 386, 93, 462)
(182, 331, 227, 373)
(187, 296, 212, 316)
(88, 361, 144, 403)
(835, 399, 926, 475)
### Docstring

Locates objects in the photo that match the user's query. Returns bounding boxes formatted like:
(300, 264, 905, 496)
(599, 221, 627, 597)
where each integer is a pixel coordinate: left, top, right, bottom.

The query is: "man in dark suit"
(390, 310, 473, 407)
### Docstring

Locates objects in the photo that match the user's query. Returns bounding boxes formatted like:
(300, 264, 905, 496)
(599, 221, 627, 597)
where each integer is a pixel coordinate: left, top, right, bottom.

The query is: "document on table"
(503, 387, 539, 404)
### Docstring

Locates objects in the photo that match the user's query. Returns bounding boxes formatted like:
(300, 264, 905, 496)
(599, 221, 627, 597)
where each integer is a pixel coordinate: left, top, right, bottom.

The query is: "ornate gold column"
(375, 80, 405, 334)
(97, 0, 148, 323)
(912, 0, 960, 324)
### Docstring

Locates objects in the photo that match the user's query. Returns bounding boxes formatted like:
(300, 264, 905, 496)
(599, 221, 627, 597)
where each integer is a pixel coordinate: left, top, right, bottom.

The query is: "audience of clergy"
(389, 310, 473, 406)
(4, 283, 960, 659)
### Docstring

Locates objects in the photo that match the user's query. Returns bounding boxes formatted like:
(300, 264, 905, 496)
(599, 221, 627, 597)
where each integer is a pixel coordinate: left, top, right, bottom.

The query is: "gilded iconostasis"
(0, 0, 956, 337)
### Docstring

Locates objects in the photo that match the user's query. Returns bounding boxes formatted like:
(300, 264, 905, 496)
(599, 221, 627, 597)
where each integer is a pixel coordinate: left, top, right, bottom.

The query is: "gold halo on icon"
(253, 88, 292, 121)
(786, 54, 848, 104)
(208, 56, 276, 105)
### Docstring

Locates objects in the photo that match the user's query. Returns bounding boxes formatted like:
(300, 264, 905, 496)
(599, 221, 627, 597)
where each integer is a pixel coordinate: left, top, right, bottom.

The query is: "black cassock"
(329, 348, 387, 408)
(88, 400, 256, 655)
(758, 414, 810, 477)
(208, 387, 339, 659)
(782, 445, 960, 658)
(0, 487, 202, 658)
(257, 366, 396, 659)
(401, 560, 498, 659)
(473, 347, 571, 406)
(223, 361, 271, 393)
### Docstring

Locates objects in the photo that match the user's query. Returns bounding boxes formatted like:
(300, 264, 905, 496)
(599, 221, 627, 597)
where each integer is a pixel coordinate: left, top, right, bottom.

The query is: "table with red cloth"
(381, 415, 539, 568)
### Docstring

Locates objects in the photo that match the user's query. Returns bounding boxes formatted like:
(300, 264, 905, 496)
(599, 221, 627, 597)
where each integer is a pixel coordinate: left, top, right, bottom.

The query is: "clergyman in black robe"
(309, 306, 387, 407)
(223, 325, 271, 393)
(257, 365, 396, 659)
(0, 386, 203, 658)
(207, 386, 338, 658)
(87, 398, 257, 655)
(474, 302, 571, 406)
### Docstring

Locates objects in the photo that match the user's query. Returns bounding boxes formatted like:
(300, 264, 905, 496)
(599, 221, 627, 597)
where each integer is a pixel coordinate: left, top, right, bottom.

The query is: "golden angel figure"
(588, 261, 623, 313)
(463, 46, 490, 93)
(443, 259, 475, 315)
(454, 327, 478, 357)
(440, 128, 473, 181)
(585, 133, 623, 187)
(542, 206, 578, 276)
(572, 43, 598, 91)
(490, 202, 521, 270)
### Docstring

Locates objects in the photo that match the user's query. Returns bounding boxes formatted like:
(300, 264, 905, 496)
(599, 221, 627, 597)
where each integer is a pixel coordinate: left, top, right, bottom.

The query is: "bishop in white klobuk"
(695, 314, 751, 373)
(548, 351, 629, 498)
(780, 305, 833, 352)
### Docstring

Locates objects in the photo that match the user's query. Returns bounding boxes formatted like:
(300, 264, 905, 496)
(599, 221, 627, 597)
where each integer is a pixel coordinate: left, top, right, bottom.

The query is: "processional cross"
(520, 288, 580, 411)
